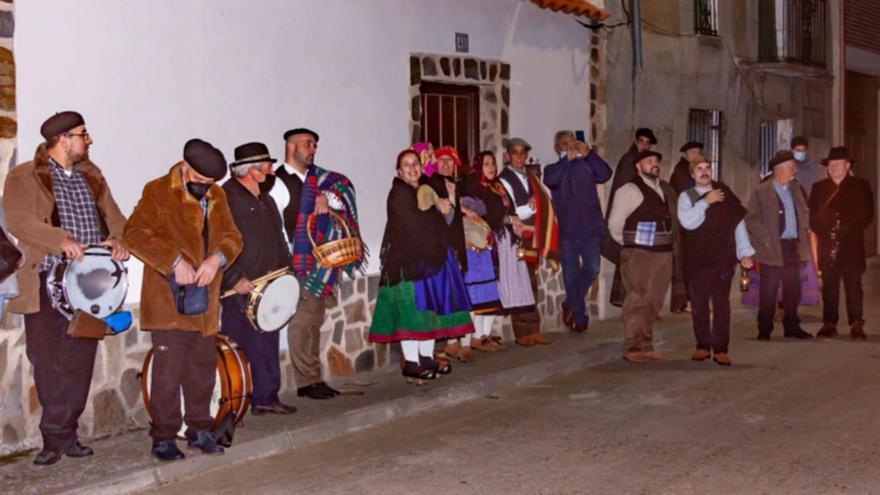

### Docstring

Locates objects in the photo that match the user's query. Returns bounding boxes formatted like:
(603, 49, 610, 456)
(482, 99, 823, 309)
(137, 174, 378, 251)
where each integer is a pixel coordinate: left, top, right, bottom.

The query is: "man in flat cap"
(498, 137, 558, 346)
(607, 150, 682, 363)
(220, 142, 296, 415)
(745, 150, 813, 340)
(124, 138, 243, 461)
(268, 128, 366, 400)
(544, 130, 612, 332)
(809, 147, 874, 340)
(3, 111, 128, 465)
(669, 141, 703, 195)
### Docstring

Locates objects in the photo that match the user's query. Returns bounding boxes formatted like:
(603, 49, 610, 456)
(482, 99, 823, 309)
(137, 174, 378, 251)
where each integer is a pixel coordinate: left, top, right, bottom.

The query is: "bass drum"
(140, 335, 252, 438)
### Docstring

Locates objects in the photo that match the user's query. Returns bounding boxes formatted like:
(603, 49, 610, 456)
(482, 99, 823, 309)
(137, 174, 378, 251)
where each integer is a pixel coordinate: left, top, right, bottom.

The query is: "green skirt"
(368, 281, 474, 343)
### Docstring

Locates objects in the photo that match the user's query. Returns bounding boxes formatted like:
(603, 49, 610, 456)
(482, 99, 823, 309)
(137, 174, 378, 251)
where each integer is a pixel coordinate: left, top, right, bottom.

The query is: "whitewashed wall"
(14, 0, 591, 302)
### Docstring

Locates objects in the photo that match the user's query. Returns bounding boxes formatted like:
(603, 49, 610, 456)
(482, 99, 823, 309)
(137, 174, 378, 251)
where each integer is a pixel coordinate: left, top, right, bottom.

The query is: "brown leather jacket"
(123, 162, 242, 335)
(2, 144, 127, 314)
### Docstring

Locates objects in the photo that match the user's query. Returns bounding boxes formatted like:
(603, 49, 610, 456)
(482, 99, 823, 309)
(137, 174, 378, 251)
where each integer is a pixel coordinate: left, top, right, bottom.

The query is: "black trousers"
(687, 263, 734, 354)
(24, 273, 98, 452)
(757, 240, 801, 337)
(148, 329, 216, 442)
(220, 298, 280, 406)
(822, 264, 864, 325)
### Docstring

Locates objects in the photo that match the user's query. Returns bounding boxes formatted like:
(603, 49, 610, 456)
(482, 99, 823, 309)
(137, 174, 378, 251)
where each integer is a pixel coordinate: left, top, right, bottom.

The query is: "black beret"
(283, 128, 319, 142)
(769, 150, 795, 169)
(635, 127, 657, 145)
(679, 141, 703, 153)
(231, 141, 277, 168)
(791, 135, 809, 148)
(635, 150, 663, 163)
(40, 111, 84, 140)
(183, 138, 227, 181)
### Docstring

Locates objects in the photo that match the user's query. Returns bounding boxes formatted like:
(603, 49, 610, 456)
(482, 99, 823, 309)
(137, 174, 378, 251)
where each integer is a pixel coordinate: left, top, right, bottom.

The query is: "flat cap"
(635, 128, 657, 145)
(679, 141, 703, 153)
(183, 138, 227, 181)
(769, 150, 795, 169)
(502, 137, 532, 151)
(635, 150, 663, 163)
(40, 111, 84, 140)
(283, 128, 319, 142)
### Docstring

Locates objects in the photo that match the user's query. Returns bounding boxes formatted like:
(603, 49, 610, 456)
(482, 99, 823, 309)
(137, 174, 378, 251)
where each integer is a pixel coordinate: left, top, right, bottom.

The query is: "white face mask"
(793, 151, 807, 162)
(559, 150, 567, 159)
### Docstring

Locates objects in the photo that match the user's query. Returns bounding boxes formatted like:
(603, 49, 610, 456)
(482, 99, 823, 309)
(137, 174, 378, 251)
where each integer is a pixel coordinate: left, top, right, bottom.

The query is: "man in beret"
(499, 137, 557, 346)
(607, 150, 682, 363)
(124, 138, 243, 461)
(607, 127, 657, 215)
(221, 142, 296, 415)
(3, 111, 128, 465)
(669, 141, 703, 195)
(268, 128, 366, 400)
(809, 147, 874, 340)
(745, 150, 813, 340)
(791, 135, 824, 198)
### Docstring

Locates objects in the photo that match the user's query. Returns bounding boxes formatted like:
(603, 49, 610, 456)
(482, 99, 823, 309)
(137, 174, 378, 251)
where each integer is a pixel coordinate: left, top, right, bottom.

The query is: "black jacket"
(808, 175, 874, 272)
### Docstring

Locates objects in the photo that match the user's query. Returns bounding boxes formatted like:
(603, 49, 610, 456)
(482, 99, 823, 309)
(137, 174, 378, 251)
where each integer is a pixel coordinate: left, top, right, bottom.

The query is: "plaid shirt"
(39, 159, 104, 272)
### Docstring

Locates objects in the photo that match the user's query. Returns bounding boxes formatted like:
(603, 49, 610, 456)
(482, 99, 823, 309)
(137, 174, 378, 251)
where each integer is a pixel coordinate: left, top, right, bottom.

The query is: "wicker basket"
(307, 211, 362, 269)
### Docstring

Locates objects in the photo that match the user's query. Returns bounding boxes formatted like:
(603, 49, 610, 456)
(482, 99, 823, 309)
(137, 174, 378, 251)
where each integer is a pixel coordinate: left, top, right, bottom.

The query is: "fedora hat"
(821, 146, 852, 166)
(230, 142, 277, 168)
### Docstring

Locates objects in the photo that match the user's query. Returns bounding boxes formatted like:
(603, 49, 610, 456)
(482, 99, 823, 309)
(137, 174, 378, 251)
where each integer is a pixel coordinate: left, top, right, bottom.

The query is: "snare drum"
(246, 273, 300, 332)
(47, 246, 128, 320)
(140, 335, 252, 439)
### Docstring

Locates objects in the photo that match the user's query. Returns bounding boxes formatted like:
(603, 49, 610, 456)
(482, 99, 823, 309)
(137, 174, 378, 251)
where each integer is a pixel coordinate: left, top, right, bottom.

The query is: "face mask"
(259, 174, 276, 195)
(186, 182, 210, 200)
(559, 151, 568, 159)
(793, 151, 807, 162)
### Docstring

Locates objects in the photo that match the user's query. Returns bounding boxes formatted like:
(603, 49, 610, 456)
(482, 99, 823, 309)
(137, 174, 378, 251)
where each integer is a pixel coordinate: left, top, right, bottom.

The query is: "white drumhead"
(63, 246, 128, 319)
(255, 274, 300, 332)
(145, 352, 222, 439)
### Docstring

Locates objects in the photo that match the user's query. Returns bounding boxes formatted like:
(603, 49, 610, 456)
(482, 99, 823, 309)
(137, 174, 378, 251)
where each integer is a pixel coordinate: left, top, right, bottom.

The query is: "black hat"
(635, 150, 663, 163)
(230, 142, 277, 168)
(635, 128, 657, 145)
(821, 146, 852, 166)
(791, 135, 809, 148)
(183, 139, 227, 181)
(283, 128, 319, 142)
(679, 141, 703, 153)
(769, 150, 795, 169)
(40, 111, 85, 140)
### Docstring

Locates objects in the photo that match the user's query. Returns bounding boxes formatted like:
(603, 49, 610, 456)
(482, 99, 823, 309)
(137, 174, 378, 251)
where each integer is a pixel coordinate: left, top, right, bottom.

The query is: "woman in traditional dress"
(368, 149, 474, 384)
(457, 151, 510, 352)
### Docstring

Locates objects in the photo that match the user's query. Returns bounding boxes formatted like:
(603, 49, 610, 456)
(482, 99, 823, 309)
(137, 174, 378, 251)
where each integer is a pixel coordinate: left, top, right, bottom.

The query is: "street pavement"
(144, 264, 880, 495)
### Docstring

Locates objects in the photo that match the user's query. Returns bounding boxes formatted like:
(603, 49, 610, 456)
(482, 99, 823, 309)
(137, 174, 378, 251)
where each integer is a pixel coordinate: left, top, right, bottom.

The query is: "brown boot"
(691, 349, 711, 361)
(642, 350, 667, 361)
(623, 352, 646, 364)
(531, 333, 552, 345)
(515, 335, 534, 347)
(713, 353, 732, 366)
(817, 323, 838, 338)
(851, 320, 867, 340)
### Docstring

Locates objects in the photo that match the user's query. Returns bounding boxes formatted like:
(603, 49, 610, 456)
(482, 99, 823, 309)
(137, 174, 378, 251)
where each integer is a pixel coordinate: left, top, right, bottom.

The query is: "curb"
(55, 311, 751, 495)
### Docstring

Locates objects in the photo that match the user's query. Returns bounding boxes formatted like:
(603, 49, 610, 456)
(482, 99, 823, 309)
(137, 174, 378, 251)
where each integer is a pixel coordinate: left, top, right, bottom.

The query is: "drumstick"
(220, 267, 291, 299)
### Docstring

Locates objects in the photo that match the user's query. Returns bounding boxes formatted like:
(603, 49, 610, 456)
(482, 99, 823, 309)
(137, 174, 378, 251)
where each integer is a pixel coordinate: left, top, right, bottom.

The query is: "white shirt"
(677, 184, 755, 260)
(607, 174, 665, 244)
(499, 166, 537, 220)
(268, 162, 343, 249)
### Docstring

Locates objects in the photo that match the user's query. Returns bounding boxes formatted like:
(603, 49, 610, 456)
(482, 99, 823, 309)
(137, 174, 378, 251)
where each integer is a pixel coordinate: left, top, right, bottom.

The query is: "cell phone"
(575, 130, 586, 142)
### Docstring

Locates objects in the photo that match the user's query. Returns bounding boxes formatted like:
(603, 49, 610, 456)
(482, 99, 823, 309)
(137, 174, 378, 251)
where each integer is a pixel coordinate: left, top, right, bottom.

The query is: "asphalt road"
(145, 277, 880, 495)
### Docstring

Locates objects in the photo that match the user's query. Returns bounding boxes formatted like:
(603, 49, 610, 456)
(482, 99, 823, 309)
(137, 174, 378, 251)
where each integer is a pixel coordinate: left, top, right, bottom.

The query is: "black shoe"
(186, 431, 224, 454)
(252, 402, 297, 415)
(420, 355, 451, 375)
(297, 383, 334, 400)
(65, 442, 93, 458)
(402, 361, 436, 384)
(152, 440, 186, 462)
(785, 328, 813, 339)
(561, 303, 574, 329)
(318, 382, 341, 396)
(33, 449, 62, 466)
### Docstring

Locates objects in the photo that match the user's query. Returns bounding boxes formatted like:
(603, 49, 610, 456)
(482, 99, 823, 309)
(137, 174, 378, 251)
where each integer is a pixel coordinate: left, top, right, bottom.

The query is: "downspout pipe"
(632, 0, 643, 73)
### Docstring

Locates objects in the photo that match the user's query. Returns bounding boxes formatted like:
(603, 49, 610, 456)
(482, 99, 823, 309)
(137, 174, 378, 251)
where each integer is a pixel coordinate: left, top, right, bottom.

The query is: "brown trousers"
(511, 261, 541, 338)
(25, 274, 98, 452)
(148, 329, 216, 442)
(620, 248, 672, 353)
(286, 291, 326, 388)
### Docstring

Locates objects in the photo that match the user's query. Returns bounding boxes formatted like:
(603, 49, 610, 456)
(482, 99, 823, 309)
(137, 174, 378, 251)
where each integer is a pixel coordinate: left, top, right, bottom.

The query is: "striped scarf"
(291, 165, 367, 299)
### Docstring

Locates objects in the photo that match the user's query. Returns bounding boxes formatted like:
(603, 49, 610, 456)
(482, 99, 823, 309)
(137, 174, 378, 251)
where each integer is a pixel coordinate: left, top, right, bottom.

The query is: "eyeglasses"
(65, 131, 90, 139)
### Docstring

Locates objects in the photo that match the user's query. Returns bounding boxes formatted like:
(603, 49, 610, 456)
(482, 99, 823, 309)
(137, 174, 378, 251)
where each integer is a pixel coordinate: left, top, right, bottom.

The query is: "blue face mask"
(793, 151, 807, 162)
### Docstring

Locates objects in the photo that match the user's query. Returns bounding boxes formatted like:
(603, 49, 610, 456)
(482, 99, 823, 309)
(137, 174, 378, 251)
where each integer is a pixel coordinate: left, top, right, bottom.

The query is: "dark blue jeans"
(560, 234, 603, 326)
(220, 297, 281, 406)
